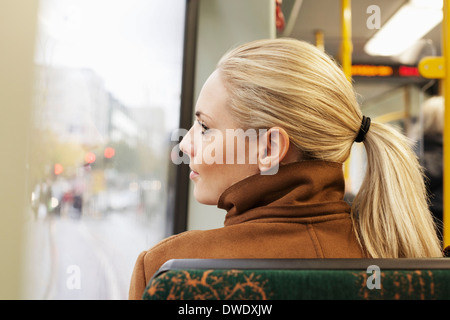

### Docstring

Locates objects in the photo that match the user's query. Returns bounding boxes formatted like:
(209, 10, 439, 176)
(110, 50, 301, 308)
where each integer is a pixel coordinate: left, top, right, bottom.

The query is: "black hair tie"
(354, 116, 371, 143)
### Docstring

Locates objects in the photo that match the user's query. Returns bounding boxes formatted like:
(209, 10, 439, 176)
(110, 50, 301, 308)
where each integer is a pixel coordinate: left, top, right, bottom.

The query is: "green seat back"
(143, 258, 450, 300)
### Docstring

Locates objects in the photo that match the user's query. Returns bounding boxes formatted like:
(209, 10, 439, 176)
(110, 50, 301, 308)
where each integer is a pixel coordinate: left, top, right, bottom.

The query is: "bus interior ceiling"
(283, 0, 441, 122)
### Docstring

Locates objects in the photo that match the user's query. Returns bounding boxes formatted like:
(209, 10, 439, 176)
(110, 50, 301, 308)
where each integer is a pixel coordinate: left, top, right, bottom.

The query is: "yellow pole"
(417, 2, 450, 249)
(341, 0, 352, 181)
(315, 30, 324, 52)
(443, 0, 450, 248)
(341, 0, 352, 82)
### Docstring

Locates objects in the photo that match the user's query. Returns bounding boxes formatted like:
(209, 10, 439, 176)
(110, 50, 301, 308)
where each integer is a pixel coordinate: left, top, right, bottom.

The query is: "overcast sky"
(35, 0, 186, 111)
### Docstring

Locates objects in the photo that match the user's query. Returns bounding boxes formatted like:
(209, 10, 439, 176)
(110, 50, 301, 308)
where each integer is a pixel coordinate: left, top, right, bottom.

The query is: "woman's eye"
(197, 120, 209, 134)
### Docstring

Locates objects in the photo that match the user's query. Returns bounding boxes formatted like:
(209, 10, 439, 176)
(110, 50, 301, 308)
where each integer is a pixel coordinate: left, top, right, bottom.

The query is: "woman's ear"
(258, 127, 290, 174)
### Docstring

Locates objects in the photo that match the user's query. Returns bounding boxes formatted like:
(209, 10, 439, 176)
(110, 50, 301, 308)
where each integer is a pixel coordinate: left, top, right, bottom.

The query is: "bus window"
(25, 0, 186, 299)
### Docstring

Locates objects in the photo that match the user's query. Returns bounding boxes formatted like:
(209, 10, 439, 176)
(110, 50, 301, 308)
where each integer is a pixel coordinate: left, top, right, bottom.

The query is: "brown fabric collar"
(218, 161, 351, 226)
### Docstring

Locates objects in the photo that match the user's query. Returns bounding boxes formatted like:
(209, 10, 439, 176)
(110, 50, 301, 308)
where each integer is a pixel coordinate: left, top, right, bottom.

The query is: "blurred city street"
(23, 209, 165, 300)
(18, 0, 184, 300)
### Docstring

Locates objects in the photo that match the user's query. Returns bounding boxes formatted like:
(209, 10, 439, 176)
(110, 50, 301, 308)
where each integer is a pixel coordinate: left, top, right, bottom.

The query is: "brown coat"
(128, 161, 364, 299)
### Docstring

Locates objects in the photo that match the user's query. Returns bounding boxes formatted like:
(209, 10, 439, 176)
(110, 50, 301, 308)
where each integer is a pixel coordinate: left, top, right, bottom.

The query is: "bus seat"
(142, 258, 450, 300)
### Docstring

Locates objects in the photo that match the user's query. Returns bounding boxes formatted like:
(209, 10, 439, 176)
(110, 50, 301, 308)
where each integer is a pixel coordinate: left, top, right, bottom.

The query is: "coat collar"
(218, 161, 351, 226)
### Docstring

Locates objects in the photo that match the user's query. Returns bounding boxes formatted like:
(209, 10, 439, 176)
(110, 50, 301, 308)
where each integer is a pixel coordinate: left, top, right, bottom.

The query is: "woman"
(129, 38, 443, 299)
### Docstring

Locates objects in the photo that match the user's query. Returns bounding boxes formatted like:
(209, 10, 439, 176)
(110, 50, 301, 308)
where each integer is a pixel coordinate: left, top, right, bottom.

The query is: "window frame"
(165, 0, 199, 236)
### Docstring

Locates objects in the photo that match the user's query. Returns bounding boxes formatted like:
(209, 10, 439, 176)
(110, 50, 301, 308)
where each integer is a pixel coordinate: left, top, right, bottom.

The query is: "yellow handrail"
(341, 0, 352, 180)
(442, 0, 450, 248)
(418, 0, 449, 248)
(341, 0, 352, 82)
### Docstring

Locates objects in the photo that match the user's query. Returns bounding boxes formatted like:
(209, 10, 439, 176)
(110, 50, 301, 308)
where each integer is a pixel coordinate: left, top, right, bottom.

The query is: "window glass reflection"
(25, 0, 185, 299)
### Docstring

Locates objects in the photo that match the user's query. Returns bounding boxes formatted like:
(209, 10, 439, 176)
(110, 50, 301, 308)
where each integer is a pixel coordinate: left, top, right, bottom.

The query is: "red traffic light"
(85, 152, 96, 164)
(54, 163, 64, 175)
(104, 147, 115, 159)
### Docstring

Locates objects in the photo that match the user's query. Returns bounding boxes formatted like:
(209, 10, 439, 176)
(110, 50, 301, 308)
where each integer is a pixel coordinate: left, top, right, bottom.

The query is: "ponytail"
(351, 121, 443, 258)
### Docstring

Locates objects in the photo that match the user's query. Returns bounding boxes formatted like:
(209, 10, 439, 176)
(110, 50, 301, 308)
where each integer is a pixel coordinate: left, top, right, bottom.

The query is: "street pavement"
(23, 210, 165, 300)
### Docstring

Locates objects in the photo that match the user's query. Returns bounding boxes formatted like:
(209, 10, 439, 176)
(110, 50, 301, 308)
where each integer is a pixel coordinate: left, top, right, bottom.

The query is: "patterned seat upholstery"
(143, 258, 450, 300)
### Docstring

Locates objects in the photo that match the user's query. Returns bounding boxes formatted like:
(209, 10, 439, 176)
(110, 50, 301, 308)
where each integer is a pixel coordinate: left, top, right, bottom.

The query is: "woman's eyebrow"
(195, 111, 212, 121)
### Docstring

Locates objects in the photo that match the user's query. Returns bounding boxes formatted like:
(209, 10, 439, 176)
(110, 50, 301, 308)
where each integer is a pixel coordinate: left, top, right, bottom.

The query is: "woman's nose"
(179, 127, 194, 158)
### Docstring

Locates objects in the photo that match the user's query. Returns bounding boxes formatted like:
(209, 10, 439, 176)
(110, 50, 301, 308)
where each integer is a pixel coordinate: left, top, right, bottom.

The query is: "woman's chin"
(193, 186, 218, 206)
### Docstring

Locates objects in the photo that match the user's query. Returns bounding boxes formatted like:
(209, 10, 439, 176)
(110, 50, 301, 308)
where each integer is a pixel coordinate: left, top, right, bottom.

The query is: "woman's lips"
(189, 169, 199, 180)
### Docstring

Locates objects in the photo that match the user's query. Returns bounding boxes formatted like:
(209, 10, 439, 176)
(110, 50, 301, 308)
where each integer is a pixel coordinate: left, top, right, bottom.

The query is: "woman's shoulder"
(142, 228, 224, 262)
(147, 228, 218, 252)
(138, 228, 226, 281)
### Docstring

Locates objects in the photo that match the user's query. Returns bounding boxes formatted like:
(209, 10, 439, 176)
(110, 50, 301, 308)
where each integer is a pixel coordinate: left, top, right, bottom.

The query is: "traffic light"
(104, 147, 115, 159)
(85, 152, 96, 164)
(54, 163, 64, 175)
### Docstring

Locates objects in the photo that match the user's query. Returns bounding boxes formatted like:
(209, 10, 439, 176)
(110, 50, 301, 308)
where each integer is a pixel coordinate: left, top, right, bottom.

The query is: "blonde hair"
(217, 38, 443, 258)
